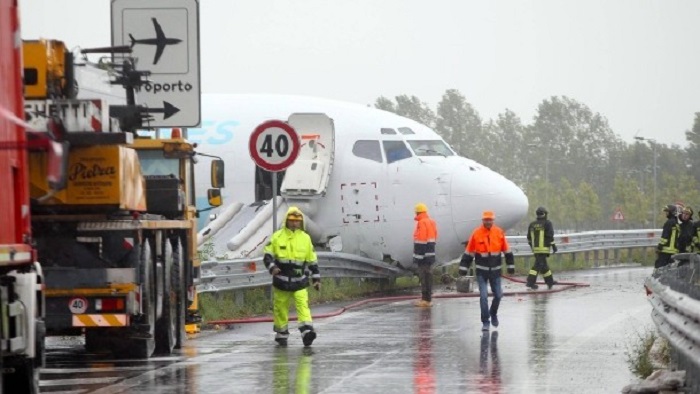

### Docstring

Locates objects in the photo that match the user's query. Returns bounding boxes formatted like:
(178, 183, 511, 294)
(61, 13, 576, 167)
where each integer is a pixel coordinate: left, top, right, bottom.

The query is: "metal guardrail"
(646, 254, 700, 391)
(198, 229, 660, 293)
(509, 229, 660, 255)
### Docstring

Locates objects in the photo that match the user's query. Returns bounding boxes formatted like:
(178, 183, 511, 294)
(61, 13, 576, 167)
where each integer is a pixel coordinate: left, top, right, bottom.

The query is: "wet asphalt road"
(42, 266, 653, 393)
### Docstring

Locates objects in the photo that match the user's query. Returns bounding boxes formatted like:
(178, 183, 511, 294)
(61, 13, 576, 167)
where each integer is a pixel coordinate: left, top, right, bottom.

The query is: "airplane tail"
(128, 34, 136, 48)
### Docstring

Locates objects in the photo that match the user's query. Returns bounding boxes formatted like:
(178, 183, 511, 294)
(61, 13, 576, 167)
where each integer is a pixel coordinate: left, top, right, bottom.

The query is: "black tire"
(155, 236, 176, 355)
(35, 319, 45, 369)
(3, 356, 39, 394)
(112, 239, 155, 359)
(172, 237, 187, 349)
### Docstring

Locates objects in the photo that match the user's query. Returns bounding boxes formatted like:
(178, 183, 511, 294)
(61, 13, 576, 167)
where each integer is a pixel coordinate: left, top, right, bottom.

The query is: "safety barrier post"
(234, 289, 245, 307)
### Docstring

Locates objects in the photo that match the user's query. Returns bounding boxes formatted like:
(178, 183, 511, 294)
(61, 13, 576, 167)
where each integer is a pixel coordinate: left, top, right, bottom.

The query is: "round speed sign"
(248, 120, 301, 172)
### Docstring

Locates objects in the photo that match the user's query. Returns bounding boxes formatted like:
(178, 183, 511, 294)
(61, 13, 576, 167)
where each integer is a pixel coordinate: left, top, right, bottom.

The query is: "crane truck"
(22, 36, 223, 359)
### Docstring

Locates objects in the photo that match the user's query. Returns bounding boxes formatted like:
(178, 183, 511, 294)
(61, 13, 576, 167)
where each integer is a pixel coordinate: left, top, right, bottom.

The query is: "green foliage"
(435, 89, 482, 160)
(625, 327, 669, 379)
(375, 89, 696, 231)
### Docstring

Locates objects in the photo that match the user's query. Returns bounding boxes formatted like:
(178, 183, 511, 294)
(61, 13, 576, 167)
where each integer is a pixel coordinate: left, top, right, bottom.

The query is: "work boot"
(414, 300, 432, 307)
(299, 325, 317, 347)
(546, 278, 556, 290)
(482, 322, 490, 331)
(527, 283, 539, 290)
(490, 315, 499, 328)
(302, 330, 317, 347)
(526, 274, 538, 289)
(275, 330, 289, 346)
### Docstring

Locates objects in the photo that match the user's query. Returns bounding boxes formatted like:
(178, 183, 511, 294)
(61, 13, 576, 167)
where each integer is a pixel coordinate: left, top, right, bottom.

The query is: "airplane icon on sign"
(128, 17, 182, 65)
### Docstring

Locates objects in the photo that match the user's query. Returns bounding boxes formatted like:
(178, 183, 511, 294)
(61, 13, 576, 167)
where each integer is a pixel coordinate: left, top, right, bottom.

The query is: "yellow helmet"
(286, 206, 304, 221)
(415, 203, 428, 213)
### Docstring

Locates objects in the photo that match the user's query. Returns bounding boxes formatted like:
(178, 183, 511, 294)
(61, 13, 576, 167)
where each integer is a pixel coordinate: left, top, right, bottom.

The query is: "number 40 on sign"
(248, 120, 301, 172)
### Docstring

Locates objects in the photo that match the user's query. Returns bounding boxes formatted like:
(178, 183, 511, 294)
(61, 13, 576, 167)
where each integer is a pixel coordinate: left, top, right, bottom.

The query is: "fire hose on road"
(206, 275, 590, 326)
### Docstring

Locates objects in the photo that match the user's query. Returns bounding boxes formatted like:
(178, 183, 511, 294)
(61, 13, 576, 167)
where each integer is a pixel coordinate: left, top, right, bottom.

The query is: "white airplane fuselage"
(190, 94, 528, 268)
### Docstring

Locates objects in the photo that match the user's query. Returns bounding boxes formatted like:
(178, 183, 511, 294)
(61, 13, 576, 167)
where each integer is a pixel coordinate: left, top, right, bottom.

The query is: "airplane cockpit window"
(382, 140, 412, 163)
(352, 140, 383, 163)
(380, 128, 397, 135)
(398, 127, 415, 135)
(407, 140, 454, 157)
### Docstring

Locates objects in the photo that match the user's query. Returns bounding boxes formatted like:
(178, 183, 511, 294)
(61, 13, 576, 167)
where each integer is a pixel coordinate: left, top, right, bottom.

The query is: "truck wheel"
(172, 238, 186, 348)
(3, 356, 39, 394)
(155, 237, 176, 355)
(114, 239, 155, 359)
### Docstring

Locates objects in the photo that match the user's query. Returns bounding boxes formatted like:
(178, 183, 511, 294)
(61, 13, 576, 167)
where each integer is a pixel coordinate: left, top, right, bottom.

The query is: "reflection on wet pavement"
(42, 267, 654, 393)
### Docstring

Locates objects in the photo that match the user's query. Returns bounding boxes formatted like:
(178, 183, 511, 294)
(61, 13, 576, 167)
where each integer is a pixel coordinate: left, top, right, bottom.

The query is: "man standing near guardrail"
(459, 210, 514, 331)
(656, 204, 680, 268)
(678, 206, 694, 253)
(413, 202, 438, 307)
(526, 206, 557, 290)
(263, 206, 321, 347)
(693, 215, 700, 253)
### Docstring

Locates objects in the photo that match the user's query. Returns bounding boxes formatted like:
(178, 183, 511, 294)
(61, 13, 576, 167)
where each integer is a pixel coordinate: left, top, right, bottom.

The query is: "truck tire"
(3, 356, 39, 394)
(172, 237, 187, 348)
(113, 239, 156, 359)
(155, 237, 176, 355)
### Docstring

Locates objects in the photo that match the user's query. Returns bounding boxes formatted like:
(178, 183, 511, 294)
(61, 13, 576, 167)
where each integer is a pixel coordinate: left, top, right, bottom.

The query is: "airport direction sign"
(249, 120, 300, 172)
(111, 0, 200, 127)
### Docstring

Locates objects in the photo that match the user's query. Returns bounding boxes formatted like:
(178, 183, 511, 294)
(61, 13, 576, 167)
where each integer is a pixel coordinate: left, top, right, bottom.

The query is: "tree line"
(375, 90, 700, 232)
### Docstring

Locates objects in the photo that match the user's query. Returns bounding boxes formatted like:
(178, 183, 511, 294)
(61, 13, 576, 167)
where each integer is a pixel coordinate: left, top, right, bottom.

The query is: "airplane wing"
(153, 44, 165, 65)
(152, 18, 166, 64)
(152, 18, 165, 41)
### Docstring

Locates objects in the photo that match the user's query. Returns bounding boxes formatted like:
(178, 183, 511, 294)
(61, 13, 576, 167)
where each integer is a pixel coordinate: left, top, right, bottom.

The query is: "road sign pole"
(272, 174, 278, 232)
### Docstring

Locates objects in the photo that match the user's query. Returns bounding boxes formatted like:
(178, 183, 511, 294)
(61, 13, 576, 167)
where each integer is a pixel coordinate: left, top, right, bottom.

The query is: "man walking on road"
(413, 203, 438, 307)
(526, 206, 558, 290)
(263, 206, 321, 347)
(459, 211, 515, 331)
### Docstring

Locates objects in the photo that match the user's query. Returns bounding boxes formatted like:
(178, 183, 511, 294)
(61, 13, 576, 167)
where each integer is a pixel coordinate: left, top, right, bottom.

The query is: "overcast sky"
(20, 0, 700, 145)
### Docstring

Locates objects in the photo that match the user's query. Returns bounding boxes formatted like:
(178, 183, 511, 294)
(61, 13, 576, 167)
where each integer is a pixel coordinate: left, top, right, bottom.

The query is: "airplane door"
(280, 113, 335, 199)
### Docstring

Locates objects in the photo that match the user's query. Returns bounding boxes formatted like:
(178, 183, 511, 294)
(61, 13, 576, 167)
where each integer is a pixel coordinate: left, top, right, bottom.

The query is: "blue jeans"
(477, 274, 503, 323)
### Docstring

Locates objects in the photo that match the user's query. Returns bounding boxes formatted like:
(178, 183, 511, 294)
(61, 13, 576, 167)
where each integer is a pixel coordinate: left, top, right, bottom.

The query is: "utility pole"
(634, 136, 657, 228)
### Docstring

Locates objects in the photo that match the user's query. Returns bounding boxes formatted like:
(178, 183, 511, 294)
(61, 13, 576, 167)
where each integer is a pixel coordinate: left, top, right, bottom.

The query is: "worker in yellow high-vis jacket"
(263, 207, 321, 347)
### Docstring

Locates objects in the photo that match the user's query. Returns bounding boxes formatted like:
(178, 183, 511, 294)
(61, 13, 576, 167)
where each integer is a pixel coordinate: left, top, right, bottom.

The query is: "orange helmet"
(482, 211, 495, 220)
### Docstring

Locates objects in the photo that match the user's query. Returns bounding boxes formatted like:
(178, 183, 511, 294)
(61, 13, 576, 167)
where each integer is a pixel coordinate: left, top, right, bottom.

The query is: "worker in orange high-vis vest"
(413, 203, 438, 307)
(459, 211, 515, 331)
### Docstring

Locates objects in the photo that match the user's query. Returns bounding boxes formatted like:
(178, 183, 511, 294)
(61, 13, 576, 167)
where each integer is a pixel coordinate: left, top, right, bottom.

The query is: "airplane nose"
(450, 160, 529, 242)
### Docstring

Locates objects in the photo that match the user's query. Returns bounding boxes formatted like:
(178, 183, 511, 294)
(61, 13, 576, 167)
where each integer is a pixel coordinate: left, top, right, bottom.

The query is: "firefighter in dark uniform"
(678, 206, 694, 253)
(526, 206, 557, 290)
(693, 215, 700, 253)
(655, 204, 680, 268)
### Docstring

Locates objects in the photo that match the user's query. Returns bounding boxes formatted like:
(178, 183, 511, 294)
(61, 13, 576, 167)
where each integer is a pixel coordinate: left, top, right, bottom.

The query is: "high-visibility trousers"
(273, 286, 312, 332)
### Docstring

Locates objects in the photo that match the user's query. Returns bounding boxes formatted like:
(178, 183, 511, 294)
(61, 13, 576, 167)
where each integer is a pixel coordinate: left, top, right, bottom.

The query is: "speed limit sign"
(249, 120, 301, 172)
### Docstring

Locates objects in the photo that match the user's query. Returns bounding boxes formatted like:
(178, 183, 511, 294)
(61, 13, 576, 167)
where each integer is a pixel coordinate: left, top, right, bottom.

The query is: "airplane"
(186, 94, 529, 272)
(128, 18, 182, 65)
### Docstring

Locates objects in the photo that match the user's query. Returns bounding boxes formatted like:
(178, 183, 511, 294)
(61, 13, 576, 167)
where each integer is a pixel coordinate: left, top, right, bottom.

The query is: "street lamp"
(527, 143, 549, 207)
(634, 136, 657, 228)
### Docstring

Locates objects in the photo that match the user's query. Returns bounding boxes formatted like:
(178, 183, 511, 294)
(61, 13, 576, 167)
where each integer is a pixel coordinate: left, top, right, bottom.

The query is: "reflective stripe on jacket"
(466, 224, 510, 273)
(413, 212, 438, 264)
(658, 217, 680, 255)
(264, 226, 319, 292)
(527, 218, 554, 254)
